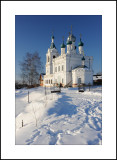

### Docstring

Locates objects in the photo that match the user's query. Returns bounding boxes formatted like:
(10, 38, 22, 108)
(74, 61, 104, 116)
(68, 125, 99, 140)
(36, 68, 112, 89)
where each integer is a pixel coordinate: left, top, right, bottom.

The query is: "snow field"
(15, 86, 102, 145)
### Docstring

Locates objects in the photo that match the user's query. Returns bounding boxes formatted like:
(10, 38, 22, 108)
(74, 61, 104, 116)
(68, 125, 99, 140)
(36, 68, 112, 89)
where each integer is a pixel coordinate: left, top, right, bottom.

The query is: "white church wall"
(67, 45, 71, 54)
(66, 54, 83, 72)
(51, 55, 67, 85)
(66, 72, 72, 84)
(61, 48, 65, 55)
(44, 74, 53, 87)
(72, 69, 85, 87)
(45, 48, 60, 76)
(70, 57, 82, 70)
(53, 72, 66, 84)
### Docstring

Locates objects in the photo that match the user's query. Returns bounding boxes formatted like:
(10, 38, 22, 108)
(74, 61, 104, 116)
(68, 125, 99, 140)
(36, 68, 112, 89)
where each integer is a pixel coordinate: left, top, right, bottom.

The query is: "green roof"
(67, 40, 72, 45)
(73, 65, 88, 69)
(78, 41, 84, 46)
(61, 42, 66, 48)
(50, 42, 56, 49)
(82, 56, 85, 60)
(51, 35, 54, 39)
(78, 38, 84, 46)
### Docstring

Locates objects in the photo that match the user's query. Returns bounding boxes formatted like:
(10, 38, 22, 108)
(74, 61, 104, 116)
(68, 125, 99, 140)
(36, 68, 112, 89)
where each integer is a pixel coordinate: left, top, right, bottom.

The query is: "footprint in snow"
(47, 129, 63, 145)
(26, 130, 40, 145)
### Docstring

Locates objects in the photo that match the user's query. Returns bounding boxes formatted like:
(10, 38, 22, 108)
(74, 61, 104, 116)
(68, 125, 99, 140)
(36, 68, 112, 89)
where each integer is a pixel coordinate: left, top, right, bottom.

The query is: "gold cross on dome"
(62, 36, 64, 41)
(52, 30, 54, 36)
(80, 33, 82, 39)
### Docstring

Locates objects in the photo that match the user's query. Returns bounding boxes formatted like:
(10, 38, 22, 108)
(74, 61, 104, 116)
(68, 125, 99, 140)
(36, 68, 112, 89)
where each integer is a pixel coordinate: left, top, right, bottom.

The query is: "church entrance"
(78, 78, 81, 84)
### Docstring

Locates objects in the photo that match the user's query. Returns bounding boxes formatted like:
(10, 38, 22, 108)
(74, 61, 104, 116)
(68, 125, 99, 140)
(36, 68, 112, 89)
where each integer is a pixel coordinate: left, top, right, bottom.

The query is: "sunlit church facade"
(44, 30, 93, 87)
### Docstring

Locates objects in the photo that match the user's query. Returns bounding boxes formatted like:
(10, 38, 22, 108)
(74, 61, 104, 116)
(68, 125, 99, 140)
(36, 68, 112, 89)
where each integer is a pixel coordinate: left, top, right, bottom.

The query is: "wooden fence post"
(88, 83, 91, 91)
(22, 120, 23, 127)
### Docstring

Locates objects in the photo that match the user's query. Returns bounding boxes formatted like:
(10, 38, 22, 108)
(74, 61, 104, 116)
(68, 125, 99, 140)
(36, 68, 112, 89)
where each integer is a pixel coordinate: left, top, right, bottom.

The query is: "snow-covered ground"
(15, 86, 102, 145)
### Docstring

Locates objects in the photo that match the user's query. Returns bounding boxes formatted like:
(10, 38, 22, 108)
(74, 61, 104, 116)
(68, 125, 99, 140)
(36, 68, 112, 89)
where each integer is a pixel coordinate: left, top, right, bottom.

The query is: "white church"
(44, 30, 93, 87)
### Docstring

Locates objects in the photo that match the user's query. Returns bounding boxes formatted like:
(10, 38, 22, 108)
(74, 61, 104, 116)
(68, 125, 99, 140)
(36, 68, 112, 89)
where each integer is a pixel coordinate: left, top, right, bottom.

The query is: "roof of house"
(93, 74, 102, 76)
(39, 73, 45, 80)
(73, 65, 88, 70)
(40, 73, 45, 75)
(93, 75, 102, 80)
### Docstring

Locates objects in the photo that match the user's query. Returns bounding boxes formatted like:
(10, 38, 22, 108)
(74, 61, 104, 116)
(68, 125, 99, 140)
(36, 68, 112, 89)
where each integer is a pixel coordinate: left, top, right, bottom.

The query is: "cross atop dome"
(61, 36, 66, 48)
(71, 25, 72, 35)
(50, 31, 56, 49)
(51, 31, 54, 40)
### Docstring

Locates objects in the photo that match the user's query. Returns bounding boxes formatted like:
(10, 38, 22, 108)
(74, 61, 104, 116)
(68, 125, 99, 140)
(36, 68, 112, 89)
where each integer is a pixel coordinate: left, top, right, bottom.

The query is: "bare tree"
(19, 52, 43, 85)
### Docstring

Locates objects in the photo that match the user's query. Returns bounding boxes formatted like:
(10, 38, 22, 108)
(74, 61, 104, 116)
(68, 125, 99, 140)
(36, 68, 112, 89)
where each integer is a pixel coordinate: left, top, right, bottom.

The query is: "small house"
(39, 73, 45, 86)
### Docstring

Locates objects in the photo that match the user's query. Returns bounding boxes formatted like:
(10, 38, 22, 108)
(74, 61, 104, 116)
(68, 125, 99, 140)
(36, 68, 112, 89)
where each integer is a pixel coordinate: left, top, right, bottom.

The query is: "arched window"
(62, 65, 64, 71)
(55, 67, 57, 72)
(48, 56, 50, 62)
(53, 55, 56, 59)
(58, 66, 60, 72)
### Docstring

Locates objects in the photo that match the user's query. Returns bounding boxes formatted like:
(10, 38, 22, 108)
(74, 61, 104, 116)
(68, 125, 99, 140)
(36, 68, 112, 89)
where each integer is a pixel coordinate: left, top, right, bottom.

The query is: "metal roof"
(73, 65, 88, 70)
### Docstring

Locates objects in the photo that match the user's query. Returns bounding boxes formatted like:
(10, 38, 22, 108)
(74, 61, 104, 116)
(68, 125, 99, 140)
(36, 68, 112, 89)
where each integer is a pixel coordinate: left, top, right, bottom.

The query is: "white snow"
(15, 86, 102, 145)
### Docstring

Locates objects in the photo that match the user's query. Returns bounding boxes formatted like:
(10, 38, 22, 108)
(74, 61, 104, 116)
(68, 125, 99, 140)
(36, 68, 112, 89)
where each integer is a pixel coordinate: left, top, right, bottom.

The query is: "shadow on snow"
(47, 93, 77, 117)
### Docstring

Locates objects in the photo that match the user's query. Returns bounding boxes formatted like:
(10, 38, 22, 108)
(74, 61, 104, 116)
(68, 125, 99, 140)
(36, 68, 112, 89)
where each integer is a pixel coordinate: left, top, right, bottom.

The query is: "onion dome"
(51, 35, 54, 39)
(82, 56, 85, 61)
(67, 36, 70, 41)
(78, 38, 84, 46)
(61, 41, 66, 48)
(66, 40, 72, 45)
(67, 34, 76, 42)
(70, 34, 76, 42)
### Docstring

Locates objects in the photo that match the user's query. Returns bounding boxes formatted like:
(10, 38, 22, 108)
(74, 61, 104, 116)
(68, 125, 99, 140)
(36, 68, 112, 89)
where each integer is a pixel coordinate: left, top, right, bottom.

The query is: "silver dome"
(67, 34, 76, 42)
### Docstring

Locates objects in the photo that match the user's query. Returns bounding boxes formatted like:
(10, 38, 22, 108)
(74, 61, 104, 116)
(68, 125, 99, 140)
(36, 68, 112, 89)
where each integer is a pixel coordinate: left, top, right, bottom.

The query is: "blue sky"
(15, 15, 102, 80)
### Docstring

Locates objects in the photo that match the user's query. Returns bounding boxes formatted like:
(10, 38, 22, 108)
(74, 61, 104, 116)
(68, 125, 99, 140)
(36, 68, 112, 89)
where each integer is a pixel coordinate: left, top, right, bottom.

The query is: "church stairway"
(64, 80, 72, 88)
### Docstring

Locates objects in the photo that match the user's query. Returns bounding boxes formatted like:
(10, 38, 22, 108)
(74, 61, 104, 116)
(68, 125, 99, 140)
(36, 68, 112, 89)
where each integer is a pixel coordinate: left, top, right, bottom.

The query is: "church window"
(47, 80, 48, 84)
(62, 65, 64, 71)
(55, 67, 57, 72)
(51, 79, 52, 84)
(62, 78, 64, 83)
(48, 56, 50, 62)
(58, 66, 60, 72)
(49, 80, 50, 84)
